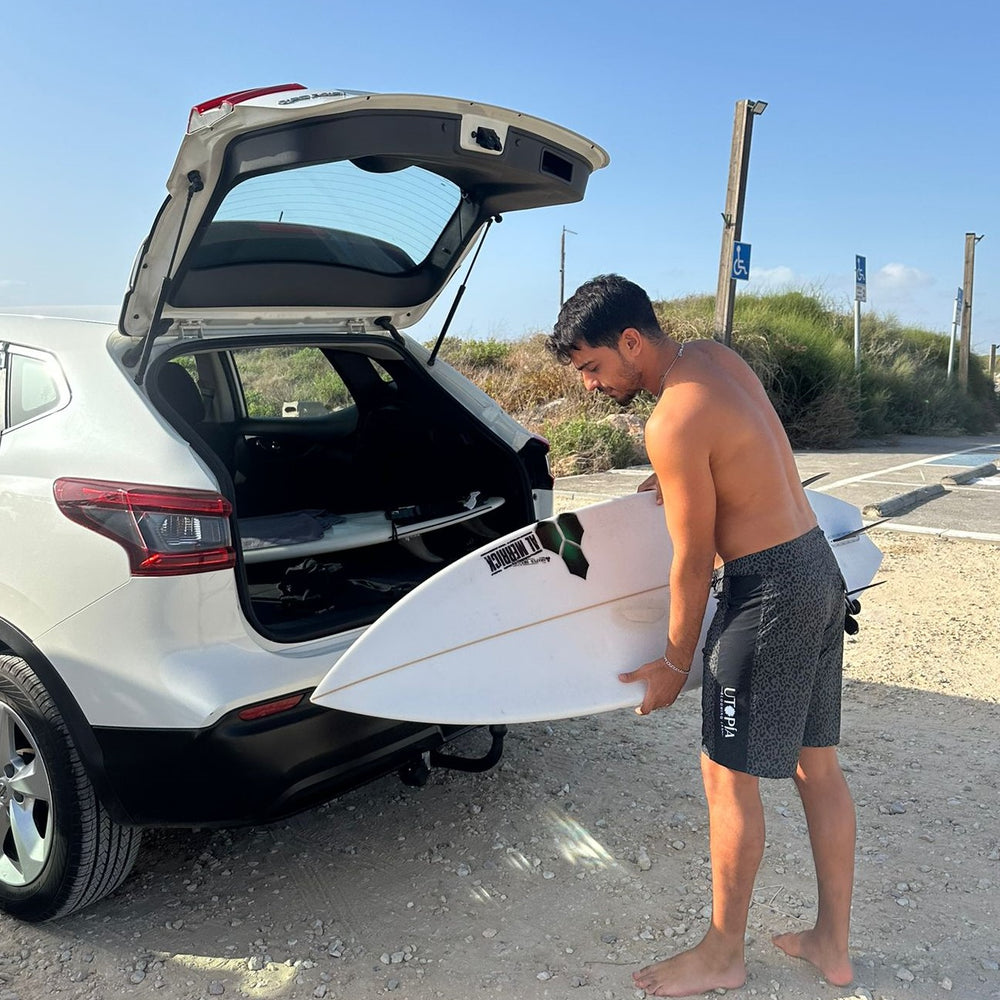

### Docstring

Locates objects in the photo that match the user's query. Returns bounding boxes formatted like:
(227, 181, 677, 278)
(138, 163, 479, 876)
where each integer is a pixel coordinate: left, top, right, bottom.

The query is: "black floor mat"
(249, 557, 437, 636)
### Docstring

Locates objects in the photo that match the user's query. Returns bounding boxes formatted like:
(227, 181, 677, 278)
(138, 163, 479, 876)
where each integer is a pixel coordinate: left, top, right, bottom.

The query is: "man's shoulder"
(685, 339, 761, 399)
(647, 389, 714, 450)
(687, 337, 745, 369)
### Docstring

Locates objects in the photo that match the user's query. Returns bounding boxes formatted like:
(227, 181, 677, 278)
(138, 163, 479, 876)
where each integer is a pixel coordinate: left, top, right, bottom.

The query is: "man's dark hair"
(547, 273, 665, 363)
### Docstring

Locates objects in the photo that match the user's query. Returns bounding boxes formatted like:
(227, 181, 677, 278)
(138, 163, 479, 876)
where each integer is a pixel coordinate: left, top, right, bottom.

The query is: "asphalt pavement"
(554, 433, 1000, 543)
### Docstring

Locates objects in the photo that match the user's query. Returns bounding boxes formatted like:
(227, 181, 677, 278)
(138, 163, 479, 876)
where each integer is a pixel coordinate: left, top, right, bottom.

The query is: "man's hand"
(636, 472, 662, 505)
(618, 657, 690, 715)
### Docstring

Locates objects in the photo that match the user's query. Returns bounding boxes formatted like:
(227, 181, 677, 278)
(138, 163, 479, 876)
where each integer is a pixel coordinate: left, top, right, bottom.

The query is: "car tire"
(0, 653, 142, 921)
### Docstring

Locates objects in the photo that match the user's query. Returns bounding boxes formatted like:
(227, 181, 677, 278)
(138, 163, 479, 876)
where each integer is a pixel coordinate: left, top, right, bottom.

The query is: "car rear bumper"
(92, 697, 471, 826)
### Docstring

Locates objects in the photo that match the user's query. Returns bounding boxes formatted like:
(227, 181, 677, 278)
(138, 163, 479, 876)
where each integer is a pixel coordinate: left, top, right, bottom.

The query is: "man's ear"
(619, 327, 643, 357)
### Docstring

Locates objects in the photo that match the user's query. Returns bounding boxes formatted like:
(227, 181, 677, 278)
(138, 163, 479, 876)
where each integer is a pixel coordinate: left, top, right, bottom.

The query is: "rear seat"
(156, 362, 241, 478)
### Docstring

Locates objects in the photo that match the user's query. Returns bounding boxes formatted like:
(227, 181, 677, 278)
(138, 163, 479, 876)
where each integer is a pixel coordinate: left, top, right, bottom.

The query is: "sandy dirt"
(1, 529, 998, 1000)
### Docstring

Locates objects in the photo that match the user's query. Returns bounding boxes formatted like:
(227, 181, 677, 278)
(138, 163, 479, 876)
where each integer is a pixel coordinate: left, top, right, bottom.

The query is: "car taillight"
(54, 478, 235, 576)
(187, 83, 306, 132)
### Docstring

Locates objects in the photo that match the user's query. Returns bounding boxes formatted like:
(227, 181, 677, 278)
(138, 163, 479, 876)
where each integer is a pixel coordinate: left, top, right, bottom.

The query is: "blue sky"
(2, 0, 997, 355)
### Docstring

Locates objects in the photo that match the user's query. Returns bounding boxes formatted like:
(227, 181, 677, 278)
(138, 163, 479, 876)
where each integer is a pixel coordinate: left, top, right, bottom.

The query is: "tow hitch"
(397, 725, 507, 787)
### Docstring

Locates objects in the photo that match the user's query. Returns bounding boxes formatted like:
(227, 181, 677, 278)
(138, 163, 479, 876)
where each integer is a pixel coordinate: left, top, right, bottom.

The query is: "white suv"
(0, 84, 607, 920)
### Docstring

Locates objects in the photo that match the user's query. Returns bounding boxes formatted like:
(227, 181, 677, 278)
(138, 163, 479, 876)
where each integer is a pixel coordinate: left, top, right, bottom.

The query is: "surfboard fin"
(831, 519, 891, 542)
(844, 579, 887, 634)
(844, 581, 884, 635)
(399, 535, 446, 563)
(801, 472, 828, 487)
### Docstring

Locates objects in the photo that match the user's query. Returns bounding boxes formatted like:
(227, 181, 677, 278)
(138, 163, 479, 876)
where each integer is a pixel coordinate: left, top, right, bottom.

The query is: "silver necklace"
(656, 343, 684, 397)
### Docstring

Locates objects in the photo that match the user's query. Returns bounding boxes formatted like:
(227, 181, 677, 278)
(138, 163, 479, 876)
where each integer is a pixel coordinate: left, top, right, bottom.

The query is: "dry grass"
(441, 292, 997, 472)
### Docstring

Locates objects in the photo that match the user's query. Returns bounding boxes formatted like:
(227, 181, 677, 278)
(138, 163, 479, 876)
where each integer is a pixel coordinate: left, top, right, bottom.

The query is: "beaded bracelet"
(661, 654, 691, 676)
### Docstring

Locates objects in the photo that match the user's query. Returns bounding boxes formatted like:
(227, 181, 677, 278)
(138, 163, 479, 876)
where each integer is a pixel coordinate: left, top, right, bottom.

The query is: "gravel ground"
(1, 529, 998, 1000)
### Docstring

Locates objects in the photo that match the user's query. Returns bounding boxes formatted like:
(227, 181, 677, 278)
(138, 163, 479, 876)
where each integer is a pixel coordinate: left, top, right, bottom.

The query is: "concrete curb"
(862, 484, 947, 518)
(940, 461, 999, 486)
(863, 461, 999, 517)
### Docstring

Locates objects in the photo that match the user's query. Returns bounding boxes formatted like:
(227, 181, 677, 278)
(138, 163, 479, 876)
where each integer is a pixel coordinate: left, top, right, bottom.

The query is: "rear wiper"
(427, 215, 500, 367)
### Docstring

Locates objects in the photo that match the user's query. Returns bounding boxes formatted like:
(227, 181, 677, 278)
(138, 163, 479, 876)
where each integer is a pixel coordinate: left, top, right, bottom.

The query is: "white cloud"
(0, 279, 26, 290)
(750, 265, 797, 287)
(872, 262, 934, 292)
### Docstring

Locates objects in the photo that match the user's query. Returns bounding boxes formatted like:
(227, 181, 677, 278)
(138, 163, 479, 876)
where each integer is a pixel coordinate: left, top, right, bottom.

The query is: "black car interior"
(153, 343, 538, 639)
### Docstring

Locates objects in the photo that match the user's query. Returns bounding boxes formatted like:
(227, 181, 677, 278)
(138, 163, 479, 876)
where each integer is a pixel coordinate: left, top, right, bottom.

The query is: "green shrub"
(541, 416, 641, 476)
(429, 337, 513, 369)
(232, 346, 351, 416)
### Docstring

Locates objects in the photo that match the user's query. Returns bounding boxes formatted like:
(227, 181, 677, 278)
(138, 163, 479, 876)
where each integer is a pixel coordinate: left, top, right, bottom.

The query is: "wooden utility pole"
(958, 232, 983, 392)
(714, 99, 766, 347)
(853, 255, 867, 372)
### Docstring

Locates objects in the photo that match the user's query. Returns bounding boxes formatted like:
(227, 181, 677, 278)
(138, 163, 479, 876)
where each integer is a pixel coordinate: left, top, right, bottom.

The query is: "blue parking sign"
(732, 242, 751, 281)
(855, 255, 867, 302)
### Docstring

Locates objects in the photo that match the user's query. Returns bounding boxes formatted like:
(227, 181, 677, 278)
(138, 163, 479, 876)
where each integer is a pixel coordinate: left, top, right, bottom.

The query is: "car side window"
(229, 346, 353, 419)
(5, 347, 69, 428)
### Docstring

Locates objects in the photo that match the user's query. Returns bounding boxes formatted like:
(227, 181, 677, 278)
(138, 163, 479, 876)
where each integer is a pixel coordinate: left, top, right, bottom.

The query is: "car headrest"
(157, 362, 204, 425)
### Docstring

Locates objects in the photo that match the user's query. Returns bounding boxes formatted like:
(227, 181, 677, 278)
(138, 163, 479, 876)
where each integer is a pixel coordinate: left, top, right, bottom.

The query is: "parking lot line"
(871, 521, 1000, 543)
(818, 443, 1000, 491)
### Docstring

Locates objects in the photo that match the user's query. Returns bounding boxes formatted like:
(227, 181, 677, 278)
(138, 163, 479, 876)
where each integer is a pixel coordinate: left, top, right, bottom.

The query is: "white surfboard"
(310, 490, 882, 725)
(241, 495, 505, 563)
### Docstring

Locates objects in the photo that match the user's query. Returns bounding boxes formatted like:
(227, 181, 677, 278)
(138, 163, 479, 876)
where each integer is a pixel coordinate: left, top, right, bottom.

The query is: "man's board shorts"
(701, 526, 846, 779)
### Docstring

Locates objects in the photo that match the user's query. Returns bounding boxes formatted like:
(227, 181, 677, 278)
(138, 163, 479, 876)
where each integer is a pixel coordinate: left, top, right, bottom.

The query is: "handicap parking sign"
(732, 242, 751, 281)
(855, 255, 867, 302)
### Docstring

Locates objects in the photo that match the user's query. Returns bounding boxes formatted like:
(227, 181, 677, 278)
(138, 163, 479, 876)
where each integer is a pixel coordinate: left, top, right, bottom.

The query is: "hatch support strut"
(427, 215, 500, 367)
(125, 171, 205, 383)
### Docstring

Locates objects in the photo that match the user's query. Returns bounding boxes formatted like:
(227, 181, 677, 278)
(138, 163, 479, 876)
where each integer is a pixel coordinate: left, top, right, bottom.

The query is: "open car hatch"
(120, 85, 609, 342)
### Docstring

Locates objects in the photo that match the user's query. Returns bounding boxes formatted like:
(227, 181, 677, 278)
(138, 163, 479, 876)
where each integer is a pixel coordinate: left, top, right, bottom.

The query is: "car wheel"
(0, 653, 142, 921)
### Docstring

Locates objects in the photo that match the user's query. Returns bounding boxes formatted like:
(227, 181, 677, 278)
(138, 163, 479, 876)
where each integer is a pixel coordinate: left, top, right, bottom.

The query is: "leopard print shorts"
(701, 526, 846, 779)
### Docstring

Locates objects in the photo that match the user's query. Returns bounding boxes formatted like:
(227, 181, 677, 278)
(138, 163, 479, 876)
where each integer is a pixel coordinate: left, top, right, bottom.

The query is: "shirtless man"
(547, 275, 855, 997)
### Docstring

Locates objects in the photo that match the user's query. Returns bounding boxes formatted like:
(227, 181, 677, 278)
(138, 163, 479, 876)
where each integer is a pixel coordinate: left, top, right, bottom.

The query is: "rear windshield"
(202, 161, 462, 274)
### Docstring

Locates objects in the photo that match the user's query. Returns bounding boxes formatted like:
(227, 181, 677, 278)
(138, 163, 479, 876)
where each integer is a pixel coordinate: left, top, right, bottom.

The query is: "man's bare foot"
(632, 939, 746, 998)
(772, 929, 853, 987)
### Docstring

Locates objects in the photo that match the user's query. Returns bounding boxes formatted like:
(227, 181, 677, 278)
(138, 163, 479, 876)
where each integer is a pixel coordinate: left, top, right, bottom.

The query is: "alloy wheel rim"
(0, 702, 53, 887)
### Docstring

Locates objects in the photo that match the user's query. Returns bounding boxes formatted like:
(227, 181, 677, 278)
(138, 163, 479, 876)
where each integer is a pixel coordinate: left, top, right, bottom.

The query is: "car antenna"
(427, 215, 500, 367)
(125, 170, 205, 382)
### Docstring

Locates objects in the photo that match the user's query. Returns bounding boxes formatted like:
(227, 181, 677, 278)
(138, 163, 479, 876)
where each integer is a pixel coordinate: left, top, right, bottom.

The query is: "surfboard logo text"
(482, 532, 544, 575)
